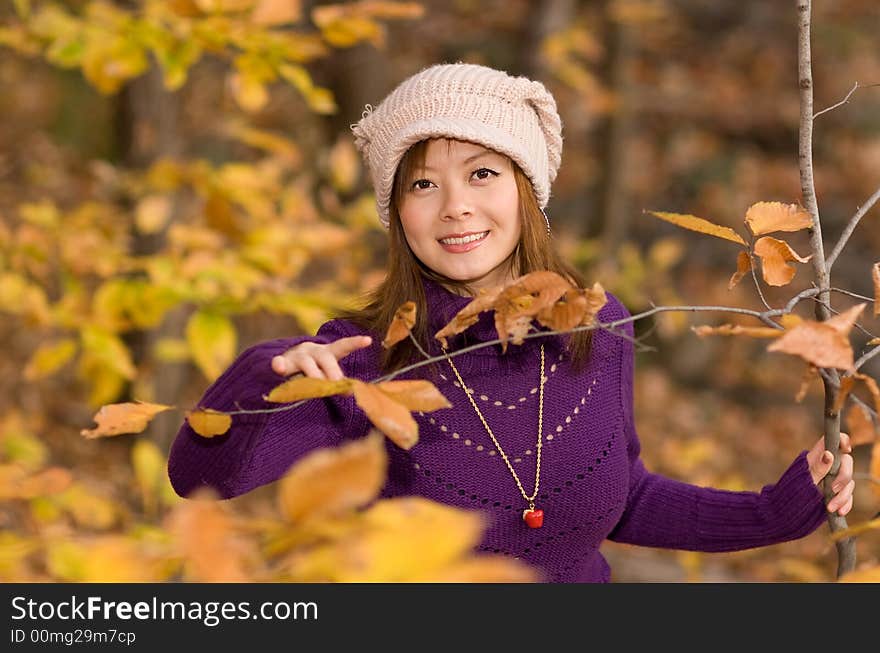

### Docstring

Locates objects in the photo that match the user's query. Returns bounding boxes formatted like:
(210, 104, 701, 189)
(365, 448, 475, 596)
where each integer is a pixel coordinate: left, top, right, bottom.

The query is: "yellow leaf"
(185, 409, 232, 437)
(744, 201, 812, 236)
(195, 0, 256, 11)
(382, 301, 416, 348)
(136, 194, 173, 234)
(18, 199, 60, 228)
(132, 440, 166, 517)
(313, 13, 384, 48)
(54, 483, 120, 530)
(375, 380, 452, 412)
(230, 70, 269, 112)
(154, 338, 191, 363)
(265, 376, 353, 403)
(23, 338, 77, 381)
(728, 250, 752, 290)
(646, 211, 747, 246)
(47, 536, 168, 582)
(278, 64, 337, 114)
(278, 430, 387, 523)
(351, 380, 418, 449)
(0, 532, 37, 581)
(81, 401, 174, 439)
(186, 311, 237, 381)
(1, 429, 47, 472)
(287, 497, 486, 582)
(753, 236, 812, 286)
(80, 326, 137, 380)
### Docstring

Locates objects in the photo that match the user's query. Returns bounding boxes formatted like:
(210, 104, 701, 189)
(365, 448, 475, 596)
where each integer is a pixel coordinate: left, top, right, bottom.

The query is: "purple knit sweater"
(168, 275, 828, 582)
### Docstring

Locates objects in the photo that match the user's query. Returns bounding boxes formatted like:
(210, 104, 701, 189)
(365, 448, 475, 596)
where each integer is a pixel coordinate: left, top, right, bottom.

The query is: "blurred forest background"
(1, 0, 878, 582)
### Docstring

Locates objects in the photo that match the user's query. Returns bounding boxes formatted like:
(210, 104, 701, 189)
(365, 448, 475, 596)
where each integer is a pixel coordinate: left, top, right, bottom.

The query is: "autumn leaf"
(767, 321, 855, 371)
(846, 403, 877, 447)
(754, 236, 812, 286)
(382, 300, 416, 349)
(264, 376, 353, 403)
(744, 201, 812, 236)
(645, 211, 747, 246)
(351, 380, 418, 449)
(494, 271, 573, 351)
(277, 430, 387, 523)
(251, 0, 301, 25)
(795, 364, 819, 403)
(375, 380, 452, 412)
(186, 310, 237, 381)
(81, 401, 174, 439)
(185, 409, 232, 438)
(435, 285, 502, 348)
(165, 490, 257, 582)
(692, 324, 783, 339)
(873, 262, 879, 316)
(0, 465, 73, 500)
(23, 338, 77, 381)
(826, 304, 867, 336)
(728, 251, 752, 290)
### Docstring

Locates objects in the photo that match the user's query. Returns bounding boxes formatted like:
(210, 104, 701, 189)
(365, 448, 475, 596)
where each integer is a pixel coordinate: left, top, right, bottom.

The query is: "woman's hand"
(806, 431, 855, 516)
(271, 336, 373, 381)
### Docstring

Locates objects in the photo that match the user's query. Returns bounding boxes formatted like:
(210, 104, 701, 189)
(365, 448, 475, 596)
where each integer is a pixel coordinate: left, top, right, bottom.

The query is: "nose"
(440, 182, 474, 221)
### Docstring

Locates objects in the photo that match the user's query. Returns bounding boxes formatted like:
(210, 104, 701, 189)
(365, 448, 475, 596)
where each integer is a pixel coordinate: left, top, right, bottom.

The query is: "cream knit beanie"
(350, 63, 563, 228)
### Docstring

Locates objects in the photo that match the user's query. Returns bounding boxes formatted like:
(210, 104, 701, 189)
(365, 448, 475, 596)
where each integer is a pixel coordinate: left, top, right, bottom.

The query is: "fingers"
(828, 479, 855, 516)
(839, 431, 852, 454)
(807, 432, 853, 485)
(327, 335, 373, 360)
(273, 335, 373, 378)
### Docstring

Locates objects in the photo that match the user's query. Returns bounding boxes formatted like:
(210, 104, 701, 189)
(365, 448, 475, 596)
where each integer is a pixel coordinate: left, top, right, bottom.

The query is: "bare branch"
(825, 184, 880, 271)
(854, 344, 880, 372)
(813, 81, 859, 119)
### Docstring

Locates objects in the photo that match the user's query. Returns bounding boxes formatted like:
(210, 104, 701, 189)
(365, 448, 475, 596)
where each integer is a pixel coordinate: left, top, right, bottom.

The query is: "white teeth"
(439, 231, 488, 246)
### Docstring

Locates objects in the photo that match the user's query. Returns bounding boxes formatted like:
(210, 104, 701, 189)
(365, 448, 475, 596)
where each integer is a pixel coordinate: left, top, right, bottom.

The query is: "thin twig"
(854, 345, 880, 372)
(813, 81, 860, 119)
(826, 184, 880, 271)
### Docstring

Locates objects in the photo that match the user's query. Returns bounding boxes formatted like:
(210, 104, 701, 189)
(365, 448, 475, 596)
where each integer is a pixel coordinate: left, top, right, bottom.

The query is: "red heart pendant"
(522, 508, 544, 528)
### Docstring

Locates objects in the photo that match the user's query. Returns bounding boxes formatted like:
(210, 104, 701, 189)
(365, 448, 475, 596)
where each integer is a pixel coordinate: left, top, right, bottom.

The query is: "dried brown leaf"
(536, 288, 588, 331)
(767, 322, 854, 371)
(833, 376, 857, 413)
(278, 430, 387, 523)
(825, 304, 867, 336)
(846, 403, 877, 447)
(351, 380, 418, 449)
(265, 376, 353, 403)
(754, 236, 812, 287)
(186, 409, 232, 438)
(434, 286, 502, 349)
(728, 250, 752, 290)
(795, 364, 819, 403)
(744, 201, 812, 236)
(494, 271, 572, 351)
(81, 401, 174, 439)
(692, 324, 783, 339)
(375, 380, 452, 412)
(873, 262, 879, 316)
(382, 301, 417, 349)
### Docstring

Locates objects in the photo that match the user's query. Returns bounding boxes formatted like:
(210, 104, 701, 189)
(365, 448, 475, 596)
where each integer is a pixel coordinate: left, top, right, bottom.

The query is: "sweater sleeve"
(167, 319, 376, 500)
(604, 294, 828, 551)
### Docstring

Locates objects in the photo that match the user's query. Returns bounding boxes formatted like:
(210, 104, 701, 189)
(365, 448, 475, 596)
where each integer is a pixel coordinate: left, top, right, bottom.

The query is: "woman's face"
(398, 139, 521, 293)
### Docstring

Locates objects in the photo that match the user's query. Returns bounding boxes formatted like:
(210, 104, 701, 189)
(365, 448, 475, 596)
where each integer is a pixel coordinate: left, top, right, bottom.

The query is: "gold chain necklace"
(442, 344, 546, 528)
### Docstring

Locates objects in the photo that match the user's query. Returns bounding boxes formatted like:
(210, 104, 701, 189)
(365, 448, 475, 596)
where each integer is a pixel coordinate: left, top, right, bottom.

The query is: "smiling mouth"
(438, 231, 490, 245)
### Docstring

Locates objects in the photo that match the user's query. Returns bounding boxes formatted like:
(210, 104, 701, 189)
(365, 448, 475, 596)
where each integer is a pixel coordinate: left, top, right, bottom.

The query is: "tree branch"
(825, 184, 880, 272)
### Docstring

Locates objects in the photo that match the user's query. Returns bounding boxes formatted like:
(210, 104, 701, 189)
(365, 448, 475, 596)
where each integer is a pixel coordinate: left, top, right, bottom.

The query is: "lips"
(437, 230, 490, 253)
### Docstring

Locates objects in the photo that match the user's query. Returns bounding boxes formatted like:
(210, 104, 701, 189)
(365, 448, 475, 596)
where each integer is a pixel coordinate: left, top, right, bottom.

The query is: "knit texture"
(350, 63, 562, 227)
(167, 275, 828, 582)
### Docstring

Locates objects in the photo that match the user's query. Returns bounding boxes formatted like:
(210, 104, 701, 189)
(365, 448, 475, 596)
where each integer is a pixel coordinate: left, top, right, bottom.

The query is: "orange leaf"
(278, 430, 387, 523)
(646, 211, 747, 246)
(833, 376, 857, 413)
(494, 271, 573, 351)
(754, 236, 812, 286)
(81, 402, 174, 439)
(873, 262, 879, 316)
(846, 403, 877, 447)
(375, 380, 452, 412)
(825, 304, 867, 336)
(744, 201, 812, 236)
(869, 338, 880, 346)
(265, 376, 353, 403)
(0, 466, 73, 500)
(767, 322, 854, 371)
(795, 364, 819, 403)
(728, 250, 752, 290)
(435, 286, 502, 349)
(251, 0, 301, 25)
(692, 324, 783, 339)
(536, 288, 589, 331)
(351, 380, 418, 449)
(382, 301, 416, 349)
(872, 441, 880, 502)
(854, 371, 880, 417)
(186, 409, 232, 438)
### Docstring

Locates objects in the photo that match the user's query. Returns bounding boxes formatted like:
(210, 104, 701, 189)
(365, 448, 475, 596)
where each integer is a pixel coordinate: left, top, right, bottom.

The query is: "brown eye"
(411, 179, 433, 190)
(472, 168, 499, 181)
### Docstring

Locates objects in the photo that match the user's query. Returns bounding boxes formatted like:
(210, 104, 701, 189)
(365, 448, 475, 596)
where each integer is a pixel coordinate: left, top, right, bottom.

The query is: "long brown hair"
(337, 138, 594, 375)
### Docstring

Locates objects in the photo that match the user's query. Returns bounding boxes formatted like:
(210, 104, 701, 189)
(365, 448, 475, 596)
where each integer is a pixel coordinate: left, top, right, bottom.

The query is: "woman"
(168, 63, 854, 582)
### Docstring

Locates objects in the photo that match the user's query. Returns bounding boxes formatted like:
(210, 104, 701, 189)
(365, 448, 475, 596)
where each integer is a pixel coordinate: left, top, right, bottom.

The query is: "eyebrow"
(420, 148, 501, 172)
